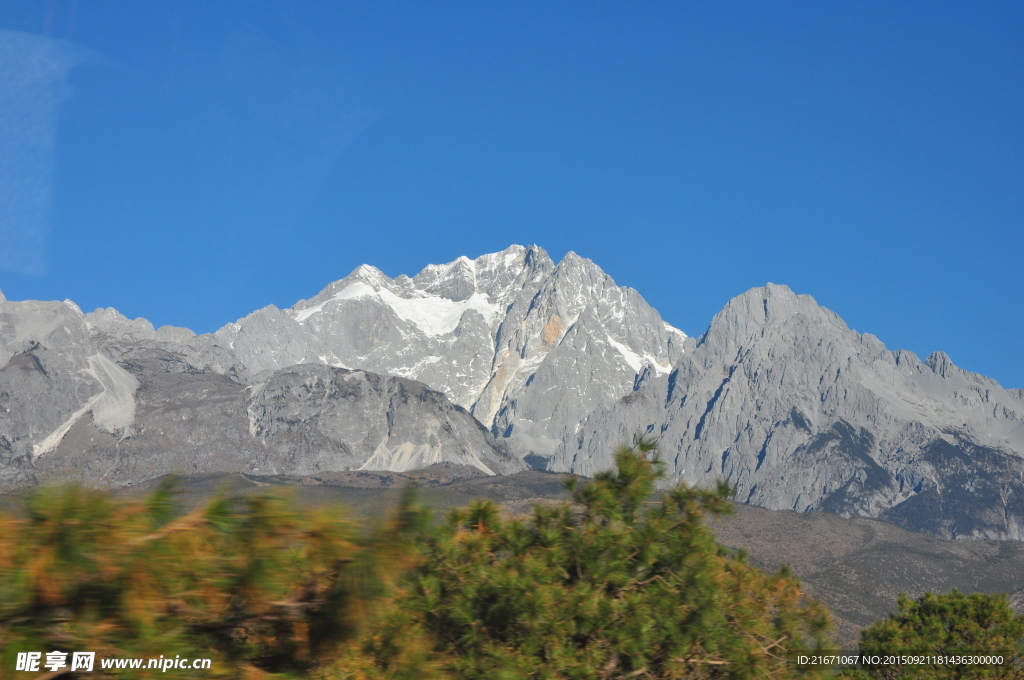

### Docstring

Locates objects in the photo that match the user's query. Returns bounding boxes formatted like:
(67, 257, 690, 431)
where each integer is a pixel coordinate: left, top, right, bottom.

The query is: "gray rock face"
(29, 361, 523, 486)
(246, 364, 523, 476)
(0, 300, 138, 490)
(85, 307, 251, 384)
(1, 298, 524, 489)
(553, 284, 1024, 539)
(215, 245, 687, 462)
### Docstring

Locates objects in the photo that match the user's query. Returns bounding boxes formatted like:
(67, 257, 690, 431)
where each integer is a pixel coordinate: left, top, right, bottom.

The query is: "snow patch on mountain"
(294, 282, 501, 336)
(607, 335, 673, 375)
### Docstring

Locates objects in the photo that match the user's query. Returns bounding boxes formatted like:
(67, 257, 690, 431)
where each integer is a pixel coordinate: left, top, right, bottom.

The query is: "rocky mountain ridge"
(553, 284, 1024, 539)
(3, 251, 1023, 539)
(1, 245, 682, 488)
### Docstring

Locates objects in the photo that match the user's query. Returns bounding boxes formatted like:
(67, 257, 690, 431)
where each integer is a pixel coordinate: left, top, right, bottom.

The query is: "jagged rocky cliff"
(551, 284, 1024, 539)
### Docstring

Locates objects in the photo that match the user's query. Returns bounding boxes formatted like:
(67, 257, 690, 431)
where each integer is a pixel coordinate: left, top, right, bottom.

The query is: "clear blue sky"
(1, 2, 1021, 388)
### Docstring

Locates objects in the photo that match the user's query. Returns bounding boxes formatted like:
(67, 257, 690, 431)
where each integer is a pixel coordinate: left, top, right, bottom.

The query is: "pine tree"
(363, 439, 835, 679)
(839, 591, 1024, 680)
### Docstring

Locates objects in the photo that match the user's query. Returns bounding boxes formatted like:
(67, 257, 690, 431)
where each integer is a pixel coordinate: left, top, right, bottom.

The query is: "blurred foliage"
(838, 591, 1024, 680)
(1, 440, 837, 679)
(0, 478, 425, 678)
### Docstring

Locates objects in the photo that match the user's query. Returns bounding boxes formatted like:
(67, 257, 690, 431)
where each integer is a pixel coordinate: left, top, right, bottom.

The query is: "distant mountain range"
(2, 246, 1022, 538)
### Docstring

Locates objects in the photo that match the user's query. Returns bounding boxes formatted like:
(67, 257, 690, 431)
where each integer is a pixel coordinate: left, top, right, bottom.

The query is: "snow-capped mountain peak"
(215, 245, 686, 461)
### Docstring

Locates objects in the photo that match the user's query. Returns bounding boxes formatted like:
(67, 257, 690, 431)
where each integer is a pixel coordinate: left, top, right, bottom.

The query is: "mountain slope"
(553, 284, 1024, 539)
